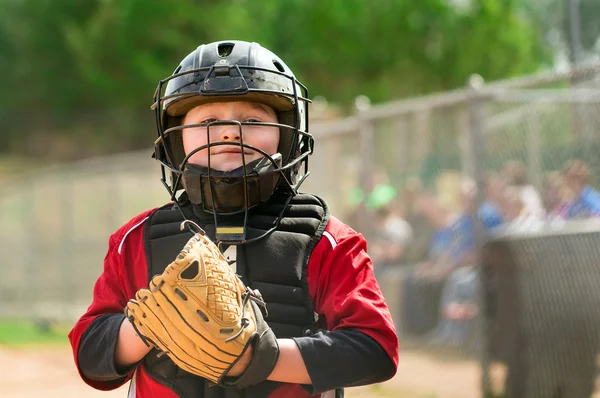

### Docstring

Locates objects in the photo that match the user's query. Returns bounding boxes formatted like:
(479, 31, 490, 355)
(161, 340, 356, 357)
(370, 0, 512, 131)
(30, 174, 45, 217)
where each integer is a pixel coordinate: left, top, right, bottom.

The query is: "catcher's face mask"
(181, 101, 280, 172)
(152, 40, 313, 243)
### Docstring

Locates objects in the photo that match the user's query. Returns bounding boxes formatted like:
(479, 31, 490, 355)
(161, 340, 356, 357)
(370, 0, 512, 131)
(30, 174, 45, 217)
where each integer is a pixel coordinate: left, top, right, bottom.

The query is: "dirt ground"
(0, 345, 487, 398)
(1, 345, 127, 398)
(6, 345, 598, 398)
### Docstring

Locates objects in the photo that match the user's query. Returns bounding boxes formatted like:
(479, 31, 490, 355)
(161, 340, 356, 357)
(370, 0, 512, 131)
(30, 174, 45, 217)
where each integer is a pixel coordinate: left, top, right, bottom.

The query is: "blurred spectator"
(503, 187, 525, 221)
(435, 171, 464, 215)
(345, 169, 398, 233)
(503, 160, 545, 219)
(365, 168, 398, 211)
(370, 204, 413, 277)
(402, 191, 469, 336)
(562, 159, 600, 219)
(478, 173, 506, 230)
(385, 203, 413, 247)
(427, 179, 480, 349)
(375, 180, 433, 336)
(413, 193, 467, 282)
(499, 186, 548, 235)
(428, 266, 479, 349)
(400, 178, 435, 265)
(541, 171, 571, 219)
(367, 183, 397, 211)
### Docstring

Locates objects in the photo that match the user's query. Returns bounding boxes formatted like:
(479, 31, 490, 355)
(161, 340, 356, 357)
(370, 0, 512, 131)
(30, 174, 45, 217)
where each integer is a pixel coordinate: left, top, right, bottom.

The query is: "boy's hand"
(226, 345, 253, 377)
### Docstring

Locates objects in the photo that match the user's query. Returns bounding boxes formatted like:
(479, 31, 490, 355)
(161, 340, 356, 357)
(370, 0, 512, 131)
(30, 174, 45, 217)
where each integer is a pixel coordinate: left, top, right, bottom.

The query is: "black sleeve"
(77, 313, 141, 382)
(292, 329, 396, 394)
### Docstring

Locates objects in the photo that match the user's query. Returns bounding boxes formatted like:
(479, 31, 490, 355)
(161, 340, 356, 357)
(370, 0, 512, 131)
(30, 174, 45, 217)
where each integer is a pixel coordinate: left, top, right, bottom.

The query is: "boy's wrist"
(115, 317, 152, 369)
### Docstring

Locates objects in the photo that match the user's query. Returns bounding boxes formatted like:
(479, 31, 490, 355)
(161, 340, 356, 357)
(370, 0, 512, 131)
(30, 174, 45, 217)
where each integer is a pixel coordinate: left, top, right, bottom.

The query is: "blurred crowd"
(358, 158, 600, 351)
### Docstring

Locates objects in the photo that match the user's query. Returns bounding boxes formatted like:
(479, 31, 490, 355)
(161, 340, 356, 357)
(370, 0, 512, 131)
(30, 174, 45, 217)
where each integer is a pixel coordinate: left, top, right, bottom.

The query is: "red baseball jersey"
(68, 207, 399, 397)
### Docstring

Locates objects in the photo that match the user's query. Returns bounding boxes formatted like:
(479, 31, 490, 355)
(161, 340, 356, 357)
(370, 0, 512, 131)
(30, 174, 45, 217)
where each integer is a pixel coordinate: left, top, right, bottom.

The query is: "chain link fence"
(2, 63, 600, 397)
(476, 68, 600, 397)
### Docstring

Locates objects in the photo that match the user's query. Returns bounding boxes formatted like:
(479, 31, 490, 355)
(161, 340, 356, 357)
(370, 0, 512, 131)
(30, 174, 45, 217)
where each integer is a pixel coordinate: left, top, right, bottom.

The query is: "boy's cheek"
(187, 153, 208, 167)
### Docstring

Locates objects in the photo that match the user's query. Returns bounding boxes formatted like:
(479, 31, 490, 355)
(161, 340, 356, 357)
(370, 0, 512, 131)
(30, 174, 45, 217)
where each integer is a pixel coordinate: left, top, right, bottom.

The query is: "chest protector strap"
(141, 193, 330, 398)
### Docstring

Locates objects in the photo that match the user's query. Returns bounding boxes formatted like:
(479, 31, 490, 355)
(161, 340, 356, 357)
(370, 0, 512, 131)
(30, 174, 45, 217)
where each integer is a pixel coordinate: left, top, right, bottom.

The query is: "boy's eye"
(245, 118, 261, 123)
(201, 118, 218, 124)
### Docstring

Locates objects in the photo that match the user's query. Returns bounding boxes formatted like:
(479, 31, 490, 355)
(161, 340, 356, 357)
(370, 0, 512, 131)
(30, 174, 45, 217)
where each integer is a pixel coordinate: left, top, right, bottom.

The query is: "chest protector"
(141, 193, 330, 398)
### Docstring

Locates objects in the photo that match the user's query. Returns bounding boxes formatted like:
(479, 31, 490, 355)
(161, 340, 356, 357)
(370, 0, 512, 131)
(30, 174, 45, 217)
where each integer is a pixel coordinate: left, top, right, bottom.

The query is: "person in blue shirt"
(563, 159, 600, 219)
(478, 173, 506, 230)
(401, 179, 505, 342)
(427, 178, 504, 350)
(400, 192, 464, 336)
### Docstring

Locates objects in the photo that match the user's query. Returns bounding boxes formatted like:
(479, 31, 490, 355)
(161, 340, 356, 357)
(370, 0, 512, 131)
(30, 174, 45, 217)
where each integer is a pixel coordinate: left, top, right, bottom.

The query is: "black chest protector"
(141, 193, 329, 398)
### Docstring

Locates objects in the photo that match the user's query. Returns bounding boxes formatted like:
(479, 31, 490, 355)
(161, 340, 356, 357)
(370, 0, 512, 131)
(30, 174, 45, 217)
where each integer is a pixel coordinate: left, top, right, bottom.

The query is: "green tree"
(243, 0, 549, 104)
(0, 0, 552, 157)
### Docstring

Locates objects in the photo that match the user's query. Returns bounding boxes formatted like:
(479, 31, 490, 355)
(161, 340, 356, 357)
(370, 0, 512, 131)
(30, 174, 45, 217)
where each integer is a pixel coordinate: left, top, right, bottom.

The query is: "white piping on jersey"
(127, 369, 137, 398)
(323, 231, 337, 249)
(118, 217, 149, 255)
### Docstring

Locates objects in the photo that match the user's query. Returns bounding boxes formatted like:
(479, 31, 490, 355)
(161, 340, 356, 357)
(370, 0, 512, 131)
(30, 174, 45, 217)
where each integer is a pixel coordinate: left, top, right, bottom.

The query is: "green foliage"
(0, 0, 552, 158)
(254, 0, 550, 104)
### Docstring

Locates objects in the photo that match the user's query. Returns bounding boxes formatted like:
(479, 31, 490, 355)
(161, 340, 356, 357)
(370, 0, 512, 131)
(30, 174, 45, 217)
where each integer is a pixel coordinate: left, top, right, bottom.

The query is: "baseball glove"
(125, 221, 279, 388)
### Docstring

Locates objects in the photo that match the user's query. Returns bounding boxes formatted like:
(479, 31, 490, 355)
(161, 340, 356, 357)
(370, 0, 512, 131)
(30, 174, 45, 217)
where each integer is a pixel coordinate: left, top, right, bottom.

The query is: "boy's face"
(182, 101, 280, 172)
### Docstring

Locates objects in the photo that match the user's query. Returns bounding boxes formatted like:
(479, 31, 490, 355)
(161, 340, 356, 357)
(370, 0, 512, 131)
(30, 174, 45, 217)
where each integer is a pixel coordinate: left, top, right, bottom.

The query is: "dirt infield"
(0, 345, 487, 398)
(1, 346, 128, 398)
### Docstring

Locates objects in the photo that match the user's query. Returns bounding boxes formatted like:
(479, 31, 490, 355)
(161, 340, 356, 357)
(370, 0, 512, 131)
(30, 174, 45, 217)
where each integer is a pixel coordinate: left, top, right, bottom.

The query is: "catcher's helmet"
(153, 41, 313, 221)
(152, 40, 313, 241)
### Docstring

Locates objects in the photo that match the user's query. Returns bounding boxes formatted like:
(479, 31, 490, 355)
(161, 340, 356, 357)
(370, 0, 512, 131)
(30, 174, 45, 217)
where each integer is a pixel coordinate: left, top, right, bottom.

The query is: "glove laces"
(225, 287, 268, 342)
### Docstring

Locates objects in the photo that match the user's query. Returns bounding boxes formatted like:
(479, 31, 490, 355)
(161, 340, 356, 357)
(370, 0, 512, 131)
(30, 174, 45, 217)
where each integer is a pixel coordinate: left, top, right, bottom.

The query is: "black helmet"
(152, 40, 313, 241)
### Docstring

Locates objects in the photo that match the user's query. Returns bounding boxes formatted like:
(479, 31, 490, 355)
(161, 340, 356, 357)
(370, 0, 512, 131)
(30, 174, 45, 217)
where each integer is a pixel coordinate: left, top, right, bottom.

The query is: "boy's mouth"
(212, 148, 253, 155)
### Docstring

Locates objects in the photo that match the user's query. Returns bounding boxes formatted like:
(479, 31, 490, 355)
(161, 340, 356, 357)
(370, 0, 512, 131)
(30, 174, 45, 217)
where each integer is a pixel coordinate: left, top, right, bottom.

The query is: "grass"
(0, 319, 70, 347)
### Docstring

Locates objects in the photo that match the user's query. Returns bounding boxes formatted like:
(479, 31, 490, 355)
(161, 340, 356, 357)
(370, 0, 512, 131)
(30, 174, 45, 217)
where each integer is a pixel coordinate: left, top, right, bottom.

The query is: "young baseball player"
(68, 40, 399, 398)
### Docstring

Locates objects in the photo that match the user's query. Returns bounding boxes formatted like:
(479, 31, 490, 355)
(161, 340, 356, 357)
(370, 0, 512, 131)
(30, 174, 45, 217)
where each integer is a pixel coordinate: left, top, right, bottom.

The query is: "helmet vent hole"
(218, 43, 235, 57)
(272, 60, 285, 72)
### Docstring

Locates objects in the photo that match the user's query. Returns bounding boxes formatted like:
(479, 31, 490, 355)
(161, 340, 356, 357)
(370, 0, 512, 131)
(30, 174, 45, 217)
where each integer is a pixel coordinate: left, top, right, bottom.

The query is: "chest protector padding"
(141, 193, 330, 398)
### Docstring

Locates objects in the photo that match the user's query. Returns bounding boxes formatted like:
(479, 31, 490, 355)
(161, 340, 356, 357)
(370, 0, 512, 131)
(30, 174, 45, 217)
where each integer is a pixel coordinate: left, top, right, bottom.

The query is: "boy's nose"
(216, 124, 241, 142)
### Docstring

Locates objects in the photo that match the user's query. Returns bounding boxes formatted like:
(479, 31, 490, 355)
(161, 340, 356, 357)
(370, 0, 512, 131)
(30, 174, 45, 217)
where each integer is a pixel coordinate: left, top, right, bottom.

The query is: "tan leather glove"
(125, 224, 279, 388)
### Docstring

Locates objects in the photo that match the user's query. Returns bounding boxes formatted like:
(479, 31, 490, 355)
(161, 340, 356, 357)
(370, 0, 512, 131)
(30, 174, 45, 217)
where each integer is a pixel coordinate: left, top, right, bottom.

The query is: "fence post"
(467, 74, 492, 396)
(355, 95, 375, 239)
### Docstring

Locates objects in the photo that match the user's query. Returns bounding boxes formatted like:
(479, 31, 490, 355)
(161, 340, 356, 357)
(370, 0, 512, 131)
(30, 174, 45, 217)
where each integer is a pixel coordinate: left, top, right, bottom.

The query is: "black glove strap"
(219, 301, 279, 389)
